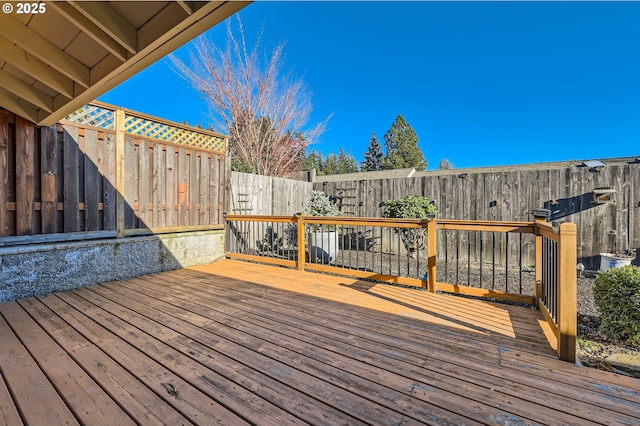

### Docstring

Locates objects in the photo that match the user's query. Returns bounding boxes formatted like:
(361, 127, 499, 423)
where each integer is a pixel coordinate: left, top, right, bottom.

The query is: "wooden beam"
(0, 38, 74, 98)
(177, 1, 194, 15)
(68, 1, 138, 54)
(0, 69, 54, 112)
(48, 2, 129, 62)
(0, 14, 90, 88)
(0, 88, 40, 124)
(38, 1, 251, 126)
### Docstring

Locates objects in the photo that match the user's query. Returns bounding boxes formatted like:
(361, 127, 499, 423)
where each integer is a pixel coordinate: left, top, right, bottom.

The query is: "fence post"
(297, 213, 305, 271)
(115, 108, 125, 239)
(557, 222, 577, 363)
(427, 218, 437, 292)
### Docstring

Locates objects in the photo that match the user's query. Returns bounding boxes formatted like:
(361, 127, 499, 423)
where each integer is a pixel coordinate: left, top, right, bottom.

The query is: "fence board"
(164, 145, 176, 227)
(101, 133, 116, 230)
(209, 155, 220, 224)
(153, 143, 165, 228)
(0, 112, 10, 236)
(15, 117, 35, 235)
(177, 147, 188, 226)
(41, 126, 58, 233)
(138, 140, 150, 228)
(124, 137, 137, 229)
(84, 129, 100, 231)
(63, 126, 79, 232)
(189, 150, 199, 225)
(200, 153, 209, 225)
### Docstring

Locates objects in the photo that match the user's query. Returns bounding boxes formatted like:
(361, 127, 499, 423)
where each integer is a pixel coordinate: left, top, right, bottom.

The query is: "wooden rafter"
(0, 14, 91, 88)
(177, 1, 194, 15)
(0, 70, 54, 113)
(48, 2, 129, 63)
(68, 1, 138, 54)
(0, 38, 74, 98)
(0, 88, 42, 124)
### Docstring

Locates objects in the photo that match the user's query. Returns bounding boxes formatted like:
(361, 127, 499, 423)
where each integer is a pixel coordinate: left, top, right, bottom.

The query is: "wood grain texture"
(83, 129, 101, 231)
(15, 116, 35, 235)
(1, 259, 638, 425)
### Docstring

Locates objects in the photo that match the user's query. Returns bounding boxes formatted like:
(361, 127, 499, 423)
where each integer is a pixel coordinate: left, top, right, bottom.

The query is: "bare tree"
(171, 18, 328, 177)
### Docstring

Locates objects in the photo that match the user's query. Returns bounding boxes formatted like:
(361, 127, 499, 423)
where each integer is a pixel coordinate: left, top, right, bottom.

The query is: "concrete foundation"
(0, 230, 225, 303)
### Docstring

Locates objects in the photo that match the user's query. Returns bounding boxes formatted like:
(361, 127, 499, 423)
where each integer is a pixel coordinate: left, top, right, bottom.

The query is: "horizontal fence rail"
(225, 214, 577, 362)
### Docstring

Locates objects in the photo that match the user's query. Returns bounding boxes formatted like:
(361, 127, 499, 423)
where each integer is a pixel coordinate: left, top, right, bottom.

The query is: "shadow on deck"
(0, 258, 638, 425)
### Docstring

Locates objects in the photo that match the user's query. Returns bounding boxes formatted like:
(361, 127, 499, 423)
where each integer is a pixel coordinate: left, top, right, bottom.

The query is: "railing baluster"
(505, 232, 509, 293)
(492, 232, 496, 290)
(519, 233, 523, 294)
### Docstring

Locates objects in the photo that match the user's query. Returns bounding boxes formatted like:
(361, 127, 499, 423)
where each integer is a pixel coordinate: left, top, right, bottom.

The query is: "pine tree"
(382, 115, 427, 171)
(299, 149, 324, 174)
(323, 152, 338, 175)
(336, 148, 358, 174)
(361, 133, 384, 172)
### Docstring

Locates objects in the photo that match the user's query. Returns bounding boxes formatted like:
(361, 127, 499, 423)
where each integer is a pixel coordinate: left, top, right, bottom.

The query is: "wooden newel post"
(557, 222, 577, 363)
(427, 218, 437, 293)
(297, 213, 306, 271)
(115, 108, 125, 239)
(534, 218, 544, 307)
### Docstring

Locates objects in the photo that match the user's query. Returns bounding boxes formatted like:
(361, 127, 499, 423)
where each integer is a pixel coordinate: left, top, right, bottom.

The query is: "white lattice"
(66, 104, 115, 129)
(66, 103, 226, 153)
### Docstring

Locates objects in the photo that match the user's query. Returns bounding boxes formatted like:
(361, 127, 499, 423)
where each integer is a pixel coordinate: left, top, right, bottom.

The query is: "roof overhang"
(0, 1, 250, 126)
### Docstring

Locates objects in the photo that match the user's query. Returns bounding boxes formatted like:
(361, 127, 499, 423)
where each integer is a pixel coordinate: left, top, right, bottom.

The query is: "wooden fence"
(316, 162, 640, 269)
(230, 171, 313, 216)
(0, 106, 229, 243)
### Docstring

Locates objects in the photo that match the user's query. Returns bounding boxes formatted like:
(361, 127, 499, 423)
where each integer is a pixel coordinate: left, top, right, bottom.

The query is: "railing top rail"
(436, 219, 535, 233)
(225, 214, 297, 223)
(304, 216, 428, 228)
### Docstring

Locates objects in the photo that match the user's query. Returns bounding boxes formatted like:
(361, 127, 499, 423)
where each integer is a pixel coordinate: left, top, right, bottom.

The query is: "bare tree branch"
(171, 17, 329, 177)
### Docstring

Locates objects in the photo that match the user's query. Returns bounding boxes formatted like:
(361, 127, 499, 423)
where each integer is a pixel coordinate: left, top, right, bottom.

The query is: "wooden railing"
(535, 220, 577, 363)
(225, 214, 577, 362)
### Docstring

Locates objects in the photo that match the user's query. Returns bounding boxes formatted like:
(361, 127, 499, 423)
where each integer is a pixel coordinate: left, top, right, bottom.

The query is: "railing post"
(427, 218, 437, 292)
(557, 222, 577, 363)
(115, 108, 125, 239)
(297, 213, 306, 271)
(534, 218, 544, 307)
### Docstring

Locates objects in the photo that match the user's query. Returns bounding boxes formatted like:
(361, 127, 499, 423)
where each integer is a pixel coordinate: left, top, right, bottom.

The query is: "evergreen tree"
(336, 148, 358, 174)
(323, 152, 339, 175)
(382, 115, 427, 171)
(299, 149, 324, 173)
(437, 159, 454, 170)
(361, 133, 384, 172)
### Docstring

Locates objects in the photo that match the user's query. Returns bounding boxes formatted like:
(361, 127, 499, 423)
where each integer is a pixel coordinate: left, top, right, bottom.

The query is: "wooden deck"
(1, 259, 639, 425)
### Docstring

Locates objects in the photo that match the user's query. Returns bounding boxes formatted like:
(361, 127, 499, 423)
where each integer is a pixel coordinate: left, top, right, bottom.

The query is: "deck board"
(0, 258, 638, 425)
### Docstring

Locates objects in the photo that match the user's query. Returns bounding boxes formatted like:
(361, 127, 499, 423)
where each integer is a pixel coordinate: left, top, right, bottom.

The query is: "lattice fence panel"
(66, 103, 226, 153)
(66, 104, 115, 129)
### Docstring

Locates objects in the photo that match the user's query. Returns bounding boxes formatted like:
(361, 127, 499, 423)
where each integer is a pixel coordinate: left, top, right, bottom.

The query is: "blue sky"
(99, 1, 640, 170)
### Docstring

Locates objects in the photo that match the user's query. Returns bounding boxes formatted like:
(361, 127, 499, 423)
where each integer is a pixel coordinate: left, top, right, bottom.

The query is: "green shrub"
(381, 194, 437, 219)
(593, 266, 640, 346)
(381, 195, 437, 257)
